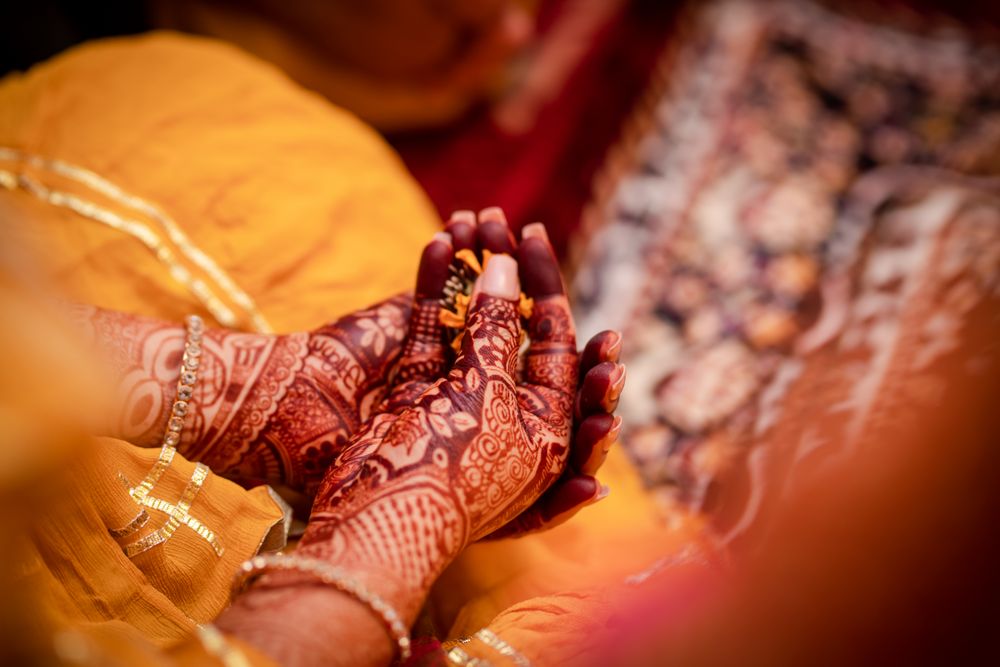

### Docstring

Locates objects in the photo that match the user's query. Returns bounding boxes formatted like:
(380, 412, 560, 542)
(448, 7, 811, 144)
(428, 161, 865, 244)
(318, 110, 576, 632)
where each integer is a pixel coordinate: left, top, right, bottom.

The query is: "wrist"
(220, 580, 397, 667)
(298, 486, 468, 620)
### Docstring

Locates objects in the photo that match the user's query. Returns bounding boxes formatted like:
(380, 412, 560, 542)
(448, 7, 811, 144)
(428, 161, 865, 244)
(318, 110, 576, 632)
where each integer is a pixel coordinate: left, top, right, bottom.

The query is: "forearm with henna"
(300, 295, 569, 594)
(72, 295, 412, 493)
(220, 247, 578, 667)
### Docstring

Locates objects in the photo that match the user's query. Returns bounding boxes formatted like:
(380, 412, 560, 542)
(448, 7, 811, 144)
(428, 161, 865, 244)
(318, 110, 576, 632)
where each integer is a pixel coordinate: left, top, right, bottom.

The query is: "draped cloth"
(0, 31, 670, 664)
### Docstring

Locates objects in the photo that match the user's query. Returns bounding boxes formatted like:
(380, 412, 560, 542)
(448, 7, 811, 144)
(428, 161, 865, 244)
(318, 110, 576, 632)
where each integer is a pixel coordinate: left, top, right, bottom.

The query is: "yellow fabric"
(29, 437, 285, 639)
(0, 277, 277, 666)
(0, 31, 437, 332)
(0, 32, 686, 664)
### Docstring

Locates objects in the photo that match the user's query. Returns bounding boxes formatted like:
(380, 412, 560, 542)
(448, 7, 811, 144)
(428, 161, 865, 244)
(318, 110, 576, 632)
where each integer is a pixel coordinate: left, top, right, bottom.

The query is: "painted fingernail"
(605, 331, 623, 362)
(432, 231, 453, 246)
(450, 210, 476, 226)
(607, 364, 626, 405)
(481, 254, 520, 300)
(521, 222, 550, 243)
(605, 415, 623, 451)
(479, 206, 508, 226)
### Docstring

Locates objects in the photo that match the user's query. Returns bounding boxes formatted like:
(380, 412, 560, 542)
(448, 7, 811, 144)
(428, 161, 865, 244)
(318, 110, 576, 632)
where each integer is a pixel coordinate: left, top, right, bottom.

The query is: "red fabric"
(389, 0, 680, 259)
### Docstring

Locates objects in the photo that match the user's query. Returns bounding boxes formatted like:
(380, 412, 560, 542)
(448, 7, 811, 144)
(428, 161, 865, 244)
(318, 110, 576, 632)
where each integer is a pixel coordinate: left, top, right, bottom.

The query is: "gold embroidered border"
(107, 509, 150, 538)
(0, 147, 272, 332)
(141, 494, 225, 557)
(123, 463, 218, 558)
(129, 444, 177, 505)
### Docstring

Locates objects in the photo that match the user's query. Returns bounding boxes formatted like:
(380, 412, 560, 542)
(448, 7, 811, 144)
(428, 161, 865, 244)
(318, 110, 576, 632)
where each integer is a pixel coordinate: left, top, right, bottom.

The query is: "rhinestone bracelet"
(231, 554, 412, 661)
(163, 314, 204, 448)
(473, 629, 531, 667)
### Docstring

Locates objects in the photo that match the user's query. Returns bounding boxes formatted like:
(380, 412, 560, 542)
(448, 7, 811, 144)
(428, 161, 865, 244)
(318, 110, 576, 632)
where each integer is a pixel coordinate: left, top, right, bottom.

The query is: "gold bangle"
(445, 643, 493, 666)
(473, 629, 531, 667)
(231, 554, 412, 661)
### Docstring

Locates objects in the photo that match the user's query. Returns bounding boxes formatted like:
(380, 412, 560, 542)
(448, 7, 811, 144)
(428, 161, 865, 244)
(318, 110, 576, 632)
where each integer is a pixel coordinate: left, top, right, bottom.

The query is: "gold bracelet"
(130, 314, 203, 505)
(445, 643, 493, 666)
(473, 629, 531, 667)
(441, 639, 493, 667)
(164, 314, 204, 447)
(231, 554, 412, 661)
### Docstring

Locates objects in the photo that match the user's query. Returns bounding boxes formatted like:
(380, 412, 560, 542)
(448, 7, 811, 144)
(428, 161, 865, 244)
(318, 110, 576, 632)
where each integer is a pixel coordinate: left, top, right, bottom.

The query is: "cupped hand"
(444, 208, 627, 538)
(296, 233, 577, 609)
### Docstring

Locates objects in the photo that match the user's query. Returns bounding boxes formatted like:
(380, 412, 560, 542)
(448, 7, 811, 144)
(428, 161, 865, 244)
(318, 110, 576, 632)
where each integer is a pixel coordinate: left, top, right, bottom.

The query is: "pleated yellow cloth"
(0, 31, 436, 331)
(0, 31, 681, 664)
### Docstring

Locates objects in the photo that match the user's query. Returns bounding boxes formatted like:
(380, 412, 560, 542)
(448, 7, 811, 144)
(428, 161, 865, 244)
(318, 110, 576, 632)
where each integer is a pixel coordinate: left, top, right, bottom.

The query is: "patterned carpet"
(568, 0, 1000, 528)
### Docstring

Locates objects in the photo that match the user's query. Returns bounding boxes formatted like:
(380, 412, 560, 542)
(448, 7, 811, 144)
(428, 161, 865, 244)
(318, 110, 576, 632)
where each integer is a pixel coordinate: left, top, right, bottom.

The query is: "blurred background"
(2, 1, 999, 664)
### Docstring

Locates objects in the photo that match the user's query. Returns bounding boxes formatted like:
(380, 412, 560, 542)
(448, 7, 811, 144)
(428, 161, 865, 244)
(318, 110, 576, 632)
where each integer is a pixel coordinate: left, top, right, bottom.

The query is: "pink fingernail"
(450, 210, 476, 226)
(432, 231, 453, 246)
(606, 415, 623, 449)
(606, 331, 623, 362)
(481, 254, 520, 300)
(595, 485, 611, 501)
(608, 365, 627, 403)
(479, 206, 508, 226)
(521, 222, 550, 243)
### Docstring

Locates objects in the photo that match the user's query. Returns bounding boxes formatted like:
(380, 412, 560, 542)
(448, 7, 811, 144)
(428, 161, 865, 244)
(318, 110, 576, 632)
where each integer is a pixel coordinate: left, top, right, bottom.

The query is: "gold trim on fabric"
(140, 494, 225, 557)
(0, 147, 272, 332)
(122, 463, 224, 558)
(129, 444, 178, 505)
(107, 508, 150, 538)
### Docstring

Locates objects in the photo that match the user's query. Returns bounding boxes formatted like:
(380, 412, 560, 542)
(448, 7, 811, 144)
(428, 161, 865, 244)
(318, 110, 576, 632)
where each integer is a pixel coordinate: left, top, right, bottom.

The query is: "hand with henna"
(219, 233, 585, 667)
(216, 217, 626, 667)
(76, 202, 622, 514)
(443, 207, 627, 537)
(74, 293, 413, 495)
(299, 238, 579, 575)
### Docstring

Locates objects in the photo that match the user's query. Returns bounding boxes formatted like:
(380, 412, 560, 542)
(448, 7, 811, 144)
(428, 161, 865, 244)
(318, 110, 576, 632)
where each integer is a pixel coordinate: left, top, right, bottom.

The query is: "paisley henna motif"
(81, 294, 413, 493)
(297, 247, 580, 602)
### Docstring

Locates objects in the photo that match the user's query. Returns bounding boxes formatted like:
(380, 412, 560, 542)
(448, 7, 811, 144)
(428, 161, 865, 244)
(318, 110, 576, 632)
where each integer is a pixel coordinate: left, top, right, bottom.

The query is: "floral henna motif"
(298, 281, 575, 600)
(80, 294, 413, 493)
(393, 298, 448, 385)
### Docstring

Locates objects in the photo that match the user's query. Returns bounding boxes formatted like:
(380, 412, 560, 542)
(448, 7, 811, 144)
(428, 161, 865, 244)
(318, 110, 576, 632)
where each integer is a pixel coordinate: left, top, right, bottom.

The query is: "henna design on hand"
(483, 220, 626, 538)
(79, 294, 414, 494)
(296, 236, 579, 611)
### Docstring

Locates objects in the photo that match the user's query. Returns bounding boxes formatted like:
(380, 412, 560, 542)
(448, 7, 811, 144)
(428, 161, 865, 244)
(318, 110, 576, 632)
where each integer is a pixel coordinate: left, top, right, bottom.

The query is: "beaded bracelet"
(473, 629, 531, 667)
(163, 314, 204, 447)
(231, 554, 412, 661)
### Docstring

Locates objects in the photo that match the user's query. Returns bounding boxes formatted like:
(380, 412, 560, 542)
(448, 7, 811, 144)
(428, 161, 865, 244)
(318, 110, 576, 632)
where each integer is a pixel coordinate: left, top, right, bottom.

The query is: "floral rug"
(569, 0, 1000, 528)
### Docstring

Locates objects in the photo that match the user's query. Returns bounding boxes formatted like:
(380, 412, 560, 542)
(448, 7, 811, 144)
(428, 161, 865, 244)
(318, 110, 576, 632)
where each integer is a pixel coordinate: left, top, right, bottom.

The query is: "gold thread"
(107, 509, 150, 538)
(131, 314, 202, 504)
(5, 169, 239, 328)
(123, 463, 214, 558)
(0, 148, 272, 332)
(141, 493, 225, 557)
(129, 444, 177, 505)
